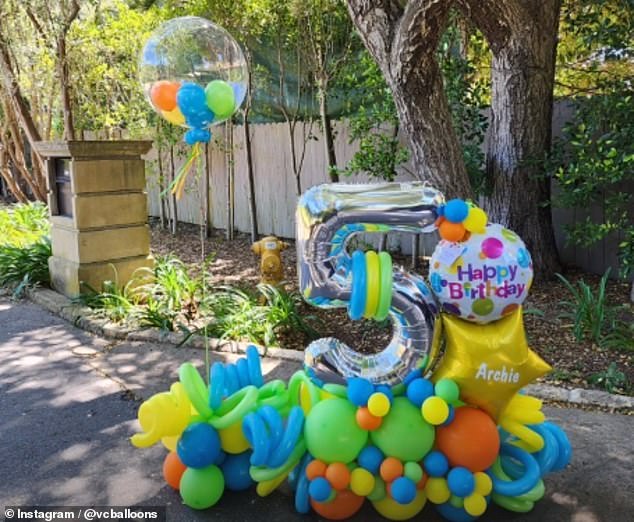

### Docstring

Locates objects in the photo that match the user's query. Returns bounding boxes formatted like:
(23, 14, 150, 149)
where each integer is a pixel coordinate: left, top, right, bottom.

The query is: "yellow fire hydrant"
(251, 236, 289, 286)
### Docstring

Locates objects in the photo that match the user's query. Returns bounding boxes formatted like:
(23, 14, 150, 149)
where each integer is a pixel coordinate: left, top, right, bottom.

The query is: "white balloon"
(429, 223, 533, 323)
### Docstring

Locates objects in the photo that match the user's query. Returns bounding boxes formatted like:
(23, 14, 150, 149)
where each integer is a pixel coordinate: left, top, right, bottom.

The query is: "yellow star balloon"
(431, 308, 551, 420)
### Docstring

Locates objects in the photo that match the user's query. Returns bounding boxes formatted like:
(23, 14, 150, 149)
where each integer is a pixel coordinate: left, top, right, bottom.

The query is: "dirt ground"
(153, 221, 634, 394)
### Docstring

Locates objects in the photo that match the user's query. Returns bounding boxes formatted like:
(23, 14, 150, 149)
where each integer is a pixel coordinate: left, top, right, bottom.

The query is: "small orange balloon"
(311, 490, 364, 520)
(380, 457, 404, 483)
(435, 216, 446, 227)
(416, 473, 428, 490)
(356, 407, 382, 431)
(326, 462, 351, 491)
(436, 407, 500, 472)
(163, 451, 187, 490)
(306, 459, 328, 480)
(150, 81, 180, 111)
(439, 221, 466, 242)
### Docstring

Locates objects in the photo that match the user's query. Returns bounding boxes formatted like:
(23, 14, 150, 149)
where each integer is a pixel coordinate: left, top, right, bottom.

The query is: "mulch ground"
(151, 220, 633, 394)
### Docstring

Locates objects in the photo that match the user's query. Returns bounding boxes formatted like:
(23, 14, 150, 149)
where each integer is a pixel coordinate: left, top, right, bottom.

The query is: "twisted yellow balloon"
(498, 393, 546, 452)
(131, 382, 193, 448)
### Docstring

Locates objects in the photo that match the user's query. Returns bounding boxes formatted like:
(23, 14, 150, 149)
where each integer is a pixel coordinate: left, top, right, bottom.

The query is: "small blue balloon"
(406, 378, 435, 407)
(347, 377, 374, 407)
(309, 477, 332, 502)
(447, 467, 475, 497)
(444, 199, 469, 223)
(184, 127, 212, 145)
(358, 445, 384, 474)
(185, 109, 214, 129)
(403, 369, 421, 386)
(177, 422, 221, 468)
(376, 385, 394, 404)
(176, 83, 207, 116)
(442, 405, 455, 427)
(221, 451, 254, 491)
(391, 477, 417, 505)
(436, 502, 478, 522)
(424, 451, 449, 478)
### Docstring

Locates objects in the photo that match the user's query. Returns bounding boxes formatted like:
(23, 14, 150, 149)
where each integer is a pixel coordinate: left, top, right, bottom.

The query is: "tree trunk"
(318, 85, 338, 182)
(387, 58, 470, 197)
(346, 0, 471, 199)
(57, 36, 75, 140)
(168, 145, 178, 235)
(460, 0, 562, 277)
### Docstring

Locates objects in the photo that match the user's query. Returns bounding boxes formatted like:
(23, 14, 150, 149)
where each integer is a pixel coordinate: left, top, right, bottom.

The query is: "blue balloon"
(424, 451, 449, 477)
(221, 451, 254, 491)
(406, 378, 435, 407)
(176, 83, 207, 116)
(403, 369, 422, 386)
(309, 477, 332, 502)
(358, 445, 384, 474)
(447, 467, 475, 497)
(444, 199, 469, 223)
(177, 422, 221, 468)
(376, 385, 394, 404)
(442, 405, 456, 427)
(347, 377, 374, 407)
(184, 128, 211, 145)
(490, 443, 540, 497)
(391, 477, 417, 505)
(436, 502, 478, 522)
(185, 109, 214, 129)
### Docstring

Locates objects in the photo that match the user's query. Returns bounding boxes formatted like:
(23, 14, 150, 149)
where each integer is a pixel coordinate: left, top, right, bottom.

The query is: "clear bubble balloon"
(139, 16, 248, 132)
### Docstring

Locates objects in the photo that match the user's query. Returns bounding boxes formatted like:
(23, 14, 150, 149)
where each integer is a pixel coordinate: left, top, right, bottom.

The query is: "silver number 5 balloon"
(296, 182, 444, 385)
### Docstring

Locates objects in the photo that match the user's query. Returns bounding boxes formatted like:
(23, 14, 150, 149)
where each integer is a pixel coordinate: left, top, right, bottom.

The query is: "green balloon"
(205, 80, 236, 120)
(367, 476, 386, 501)
(434, 379, 460, 403)
(180, 465, 225, 509)
(370, 397, 435, 461)
(305, 398, 368, 463)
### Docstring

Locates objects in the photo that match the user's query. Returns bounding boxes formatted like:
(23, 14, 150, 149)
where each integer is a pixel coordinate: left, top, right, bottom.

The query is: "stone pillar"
(34, 141, 154, 298)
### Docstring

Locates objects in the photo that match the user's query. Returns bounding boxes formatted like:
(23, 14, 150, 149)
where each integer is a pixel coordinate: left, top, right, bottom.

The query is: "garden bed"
(150, 221, 633, 396)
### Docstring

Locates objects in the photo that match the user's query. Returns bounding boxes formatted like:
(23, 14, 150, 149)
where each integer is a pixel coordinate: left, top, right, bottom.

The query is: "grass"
(0, 203, 51, 288)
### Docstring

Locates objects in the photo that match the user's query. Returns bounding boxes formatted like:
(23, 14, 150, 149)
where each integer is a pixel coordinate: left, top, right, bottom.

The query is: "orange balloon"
(356, 407, 382, 431)
(439, 221, 466, 242)
(306, 459, 328, 480)
(150, 81, 180, 111)
(326, 462, 351, 491)
(436, 407, 500, 472)
(380, 457, 404, 483)
(416, 473, 428, 490)
(311, 490, 364, 520)
(163, 451, 187, 490)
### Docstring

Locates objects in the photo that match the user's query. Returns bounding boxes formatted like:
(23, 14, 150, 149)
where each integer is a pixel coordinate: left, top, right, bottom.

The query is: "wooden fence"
(141, 108, 630, 278)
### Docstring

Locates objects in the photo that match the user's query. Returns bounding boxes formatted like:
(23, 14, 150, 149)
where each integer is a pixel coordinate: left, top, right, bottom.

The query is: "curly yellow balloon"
(131, 382, 192, 448)
(499, 393, 546, 451)
(161, 435, 179, 452)
(431, 308, 551, 420)
(256, 471, 291, 497)
(372, 491, 427, 520)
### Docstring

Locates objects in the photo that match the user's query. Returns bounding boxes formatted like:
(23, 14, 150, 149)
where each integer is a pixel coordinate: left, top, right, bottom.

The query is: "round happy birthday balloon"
(139, 16, 248, 140)
(429, 224, 533, 323)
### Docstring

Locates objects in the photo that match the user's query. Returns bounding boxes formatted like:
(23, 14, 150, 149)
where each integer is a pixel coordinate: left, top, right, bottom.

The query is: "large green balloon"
(370, 397, 435, 461)
(180, 464, 225, 509)
(305, 398, 368, 463)
(204, 80, 236, 120)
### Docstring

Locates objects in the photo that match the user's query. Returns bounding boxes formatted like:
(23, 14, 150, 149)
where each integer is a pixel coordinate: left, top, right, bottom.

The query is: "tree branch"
(63, 0, 81, 32)
(24, 7, 47, 40)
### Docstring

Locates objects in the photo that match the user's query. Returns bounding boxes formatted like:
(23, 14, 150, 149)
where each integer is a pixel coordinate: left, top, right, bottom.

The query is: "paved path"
(0, 298, 632, 521)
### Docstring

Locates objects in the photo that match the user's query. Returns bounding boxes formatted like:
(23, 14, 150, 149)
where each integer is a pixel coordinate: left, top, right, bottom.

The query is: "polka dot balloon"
(429, 224, 533, 323)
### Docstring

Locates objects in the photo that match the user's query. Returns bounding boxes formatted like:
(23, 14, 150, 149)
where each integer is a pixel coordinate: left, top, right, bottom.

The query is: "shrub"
(0, 238, 51, 287)
(589, 362, 629, 394)
(556, 270, 621, 344)
(0, 202, 49, 247)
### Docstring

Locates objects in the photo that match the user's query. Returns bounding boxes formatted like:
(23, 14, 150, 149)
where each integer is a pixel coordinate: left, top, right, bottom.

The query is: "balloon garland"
(132, 184, 571, 519)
